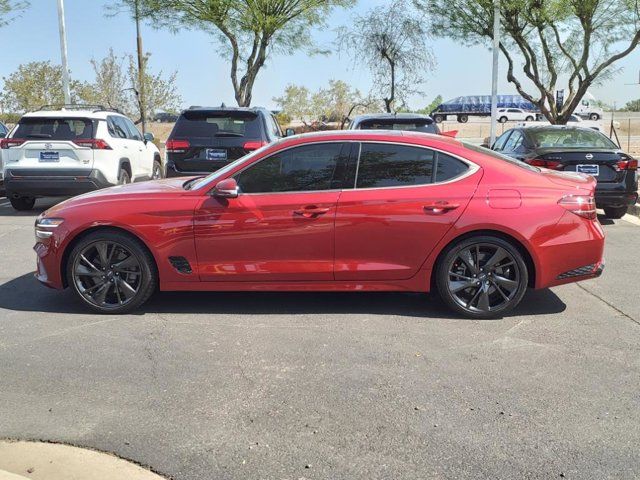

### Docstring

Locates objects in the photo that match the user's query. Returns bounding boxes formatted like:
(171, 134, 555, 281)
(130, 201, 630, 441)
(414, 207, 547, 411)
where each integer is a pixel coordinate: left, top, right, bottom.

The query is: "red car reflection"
(34, 131, 604, 318)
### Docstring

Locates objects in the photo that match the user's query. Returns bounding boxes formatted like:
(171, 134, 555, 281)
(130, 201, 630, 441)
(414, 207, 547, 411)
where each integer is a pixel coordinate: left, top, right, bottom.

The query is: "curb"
(0, 441, 167, 480)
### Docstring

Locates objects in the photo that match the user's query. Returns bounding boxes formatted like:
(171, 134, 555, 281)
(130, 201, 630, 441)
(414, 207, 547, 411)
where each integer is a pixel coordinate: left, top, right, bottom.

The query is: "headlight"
(35, 217, 64, 240)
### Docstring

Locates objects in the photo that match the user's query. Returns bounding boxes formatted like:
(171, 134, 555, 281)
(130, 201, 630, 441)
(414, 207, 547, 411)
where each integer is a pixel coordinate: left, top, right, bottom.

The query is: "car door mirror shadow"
(0, 274, 566, 319)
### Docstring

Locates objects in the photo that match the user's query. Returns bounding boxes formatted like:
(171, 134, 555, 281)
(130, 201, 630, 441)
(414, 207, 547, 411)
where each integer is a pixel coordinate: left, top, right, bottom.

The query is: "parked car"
(348, 113, 441, 134)
(0, 105, 162, 211)
(153, 112, 179, 123)
(0, 122, 8, 195)
(35, 130, 604, 319)
(497, 108, 536, 123)
(165, 106, 283, 177)
(492, 125, 638, 218)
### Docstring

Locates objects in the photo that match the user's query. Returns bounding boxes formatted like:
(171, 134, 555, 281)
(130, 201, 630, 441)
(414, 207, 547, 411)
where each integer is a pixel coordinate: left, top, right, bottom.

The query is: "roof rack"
(37, 104, 123, 114)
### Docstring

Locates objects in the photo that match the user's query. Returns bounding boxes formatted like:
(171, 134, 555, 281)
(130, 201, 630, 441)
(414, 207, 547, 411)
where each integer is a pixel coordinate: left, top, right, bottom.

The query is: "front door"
(334, 142, 481, 281)
(194, 142, 350, 282)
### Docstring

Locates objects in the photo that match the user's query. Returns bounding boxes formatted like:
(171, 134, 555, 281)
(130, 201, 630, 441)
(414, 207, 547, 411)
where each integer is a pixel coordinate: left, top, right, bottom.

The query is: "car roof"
(352, 112, 434, 123)
(21, 109, 124, 120)
(282, 129, 461, 147)
(184, 106, 269, 114)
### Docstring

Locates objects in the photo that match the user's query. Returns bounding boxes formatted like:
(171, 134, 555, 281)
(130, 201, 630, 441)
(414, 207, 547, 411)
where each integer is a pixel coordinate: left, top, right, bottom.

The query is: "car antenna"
(220, 102, 226, 108)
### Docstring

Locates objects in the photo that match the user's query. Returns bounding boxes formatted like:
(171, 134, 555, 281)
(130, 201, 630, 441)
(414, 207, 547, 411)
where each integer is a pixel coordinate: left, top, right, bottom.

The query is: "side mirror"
(144, 132, 155, 143)
(212, 178, 239, 198)
(284, 128, 295, 137)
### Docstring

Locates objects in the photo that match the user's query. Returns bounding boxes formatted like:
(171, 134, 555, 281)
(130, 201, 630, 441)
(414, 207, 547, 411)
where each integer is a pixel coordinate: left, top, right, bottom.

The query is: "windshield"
(528, 128, 617, 149)
(358, 119, 438, 134)
(186, 142, 275, 191)
(463, 142, 540, 172)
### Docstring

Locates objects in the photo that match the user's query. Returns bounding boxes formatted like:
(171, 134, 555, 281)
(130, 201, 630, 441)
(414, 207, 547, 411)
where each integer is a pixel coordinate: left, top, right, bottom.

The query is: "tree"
(622, 98, 640, 111)
(0, 61, 90, 113)
(0, 0, 29, 28)
(273, 84, 313, 125)
(84, 50, 182, 123)
(417, 0, 640, 124)
(414, 94, 443, 115)
(337, 0, 435, 113)
(128, 0, 354, 107)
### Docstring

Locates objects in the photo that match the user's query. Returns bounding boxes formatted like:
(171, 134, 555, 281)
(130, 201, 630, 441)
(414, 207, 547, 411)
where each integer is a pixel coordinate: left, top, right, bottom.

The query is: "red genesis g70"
(34, 131, 605, 318)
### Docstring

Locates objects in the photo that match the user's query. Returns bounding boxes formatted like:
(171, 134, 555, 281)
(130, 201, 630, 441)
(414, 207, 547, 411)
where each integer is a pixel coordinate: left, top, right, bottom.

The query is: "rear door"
(168, 110, 264, 173)
(334, 142, 481, 281)
(4, 117, 95, 170)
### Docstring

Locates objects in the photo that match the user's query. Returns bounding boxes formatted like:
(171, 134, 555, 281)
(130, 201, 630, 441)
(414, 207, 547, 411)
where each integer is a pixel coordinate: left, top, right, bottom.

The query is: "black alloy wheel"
(436, 236, 528, 319)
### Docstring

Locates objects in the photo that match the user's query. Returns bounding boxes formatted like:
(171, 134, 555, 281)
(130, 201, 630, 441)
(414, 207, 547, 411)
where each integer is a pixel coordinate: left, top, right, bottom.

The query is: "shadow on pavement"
(0, 272, 566, 319)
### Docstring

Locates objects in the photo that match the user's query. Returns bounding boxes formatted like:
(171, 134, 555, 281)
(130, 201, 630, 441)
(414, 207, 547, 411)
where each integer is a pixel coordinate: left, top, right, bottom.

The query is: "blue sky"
(1, 0, 639, 110)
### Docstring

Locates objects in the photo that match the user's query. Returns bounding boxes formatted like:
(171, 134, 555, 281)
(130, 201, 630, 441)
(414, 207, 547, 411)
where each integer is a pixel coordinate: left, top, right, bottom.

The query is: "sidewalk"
(0, 441, 167, 480)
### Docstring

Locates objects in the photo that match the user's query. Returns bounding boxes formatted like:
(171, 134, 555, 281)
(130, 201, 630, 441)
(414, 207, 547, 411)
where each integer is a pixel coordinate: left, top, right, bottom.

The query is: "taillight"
(616, 157, 638, 171)
(243, 140, 267, 151)
(73, 139, 112, 150)
(0, 138, 25, 149)
(528, 158, 562, 169)
(166, 139, 190, 152)
(558, 195, 597, 220)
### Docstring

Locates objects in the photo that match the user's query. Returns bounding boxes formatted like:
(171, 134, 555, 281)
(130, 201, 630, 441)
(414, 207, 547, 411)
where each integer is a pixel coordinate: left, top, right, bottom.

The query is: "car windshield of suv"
(528, 128, 617, 149)
(14, 117, 93, 140)
(358, 119, 438, 134)
(173, 111, 261, 138)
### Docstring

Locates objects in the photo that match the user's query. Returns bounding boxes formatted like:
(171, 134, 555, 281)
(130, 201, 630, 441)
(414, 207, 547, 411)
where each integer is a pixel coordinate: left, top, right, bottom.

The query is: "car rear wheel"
(117, 168, 131, 185)
(151, 160, 163, 180)
(603, 206, 627, 219)
(589, 113, 600, 121)
(457, 115, 469, 123)
(10, 196, 35, 211)
(433, 115, 444, 123)
(525, 116, 534, 121)
(436, 236, 528, 319)
(499, 116, 508, 123)
(67, 230, 157, 314)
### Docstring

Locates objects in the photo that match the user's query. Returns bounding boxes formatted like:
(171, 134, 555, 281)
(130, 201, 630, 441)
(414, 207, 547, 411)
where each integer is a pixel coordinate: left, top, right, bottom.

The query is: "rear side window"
(14, 117, 93, 140)
(235, 143, 346, 193)
(356, 143, 435, 188)
(173, 111, 261, 139)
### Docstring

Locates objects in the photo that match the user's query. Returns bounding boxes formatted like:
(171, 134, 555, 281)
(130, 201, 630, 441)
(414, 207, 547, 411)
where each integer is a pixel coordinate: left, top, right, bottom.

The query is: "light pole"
(56, 0, 71, 105)
(489, 0, 500, 146)
(135, 0, 146, 134)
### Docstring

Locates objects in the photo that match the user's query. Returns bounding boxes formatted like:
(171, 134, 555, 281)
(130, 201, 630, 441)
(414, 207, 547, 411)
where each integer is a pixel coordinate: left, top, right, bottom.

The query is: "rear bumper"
(595, 190, 638, 207)
(4, 168, 113, 197)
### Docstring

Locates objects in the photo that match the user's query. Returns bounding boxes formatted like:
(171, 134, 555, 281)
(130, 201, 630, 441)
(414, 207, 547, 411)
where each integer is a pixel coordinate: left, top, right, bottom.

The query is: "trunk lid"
(535, 148, 622, 183)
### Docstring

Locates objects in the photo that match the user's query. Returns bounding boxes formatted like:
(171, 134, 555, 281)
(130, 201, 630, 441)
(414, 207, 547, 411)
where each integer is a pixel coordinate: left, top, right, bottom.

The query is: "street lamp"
(489, 0, 500, 146)
(56, 0, 71, 104)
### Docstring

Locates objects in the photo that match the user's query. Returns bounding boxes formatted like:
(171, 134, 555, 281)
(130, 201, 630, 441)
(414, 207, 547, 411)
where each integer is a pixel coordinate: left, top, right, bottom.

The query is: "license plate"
(39, 151, 60, 162)
(206, 149, 227, 161)
(576, 164, 599, 176)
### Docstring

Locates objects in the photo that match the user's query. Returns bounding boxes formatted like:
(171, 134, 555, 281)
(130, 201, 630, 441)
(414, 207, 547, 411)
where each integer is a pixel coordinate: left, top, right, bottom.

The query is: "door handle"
(423, 201, 460, 215)
(293, 205, 331, 218)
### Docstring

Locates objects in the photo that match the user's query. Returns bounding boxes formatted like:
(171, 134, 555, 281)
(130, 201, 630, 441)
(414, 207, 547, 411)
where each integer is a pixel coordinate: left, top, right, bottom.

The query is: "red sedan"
(34, 131, 604, 319)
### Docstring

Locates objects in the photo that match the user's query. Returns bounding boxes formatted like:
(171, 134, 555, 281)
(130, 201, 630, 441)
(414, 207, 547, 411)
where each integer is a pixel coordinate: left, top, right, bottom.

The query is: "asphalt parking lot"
(0, 198, 639, 480)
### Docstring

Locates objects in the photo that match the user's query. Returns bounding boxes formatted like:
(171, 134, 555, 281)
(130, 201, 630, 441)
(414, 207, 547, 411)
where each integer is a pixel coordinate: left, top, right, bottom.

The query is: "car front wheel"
(152, 160, 163, 180)
(67, 230, 157, 313)
(436, 236, 528, 319)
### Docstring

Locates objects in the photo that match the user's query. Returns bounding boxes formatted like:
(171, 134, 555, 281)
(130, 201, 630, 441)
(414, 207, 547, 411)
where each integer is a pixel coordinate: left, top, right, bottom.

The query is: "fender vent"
(169, 256, 192, 274)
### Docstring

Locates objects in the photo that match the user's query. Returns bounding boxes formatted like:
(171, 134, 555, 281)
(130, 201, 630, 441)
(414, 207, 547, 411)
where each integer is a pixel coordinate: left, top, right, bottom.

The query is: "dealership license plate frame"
(206, 149, 228, 161)
(576, 164, 599, 176)
(39, 151, 60, 162)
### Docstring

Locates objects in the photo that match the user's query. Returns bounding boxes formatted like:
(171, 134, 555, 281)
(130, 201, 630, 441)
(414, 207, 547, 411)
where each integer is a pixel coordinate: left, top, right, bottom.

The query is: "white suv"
(497, 108, 536, 123)
(0, 105, 162, 210)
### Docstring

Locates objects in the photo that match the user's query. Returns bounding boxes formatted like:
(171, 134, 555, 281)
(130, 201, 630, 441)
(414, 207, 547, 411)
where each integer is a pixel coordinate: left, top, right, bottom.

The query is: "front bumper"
(5, 168, 113, 198)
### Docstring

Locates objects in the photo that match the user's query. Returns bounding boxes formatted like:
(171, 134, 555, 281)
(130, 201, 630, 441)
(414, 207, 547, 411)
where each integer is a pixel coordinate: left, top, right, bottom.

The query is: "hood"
(44, 177, 192, 216)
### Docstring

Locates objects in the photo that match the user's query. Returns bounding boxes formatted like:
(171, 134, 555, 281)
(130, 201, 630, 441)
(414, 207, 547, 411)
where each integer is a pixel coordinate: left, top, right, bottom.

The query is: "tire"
(435, 235, 529, 319)
(66, 229, 157, 314)
(589, 113, 600, 121)
(603, 206, 627, 219)
(433, 115, 444, 123)
(117, 167, 131, 185)
(10, 196, 35, 211)
(151, 159, 163, 180)
(525, 116, 534, 121)
(458, 115, 469, 123)
(499, 116, 508, 123)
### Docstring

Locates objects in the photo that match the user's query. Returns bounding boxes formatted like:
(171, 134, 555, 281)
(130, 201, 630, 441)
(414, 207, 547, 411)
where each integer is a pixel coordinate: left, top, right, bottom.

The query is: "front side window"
(122, 117, 143, 141)
(235, 143, 346, 193)
(356, 144, 435, 188)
